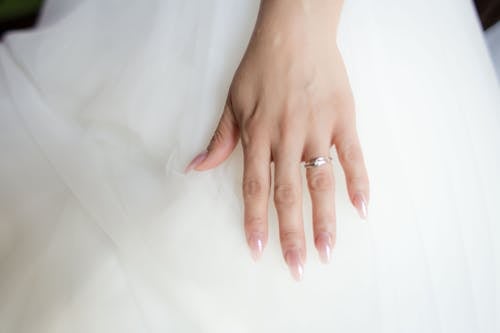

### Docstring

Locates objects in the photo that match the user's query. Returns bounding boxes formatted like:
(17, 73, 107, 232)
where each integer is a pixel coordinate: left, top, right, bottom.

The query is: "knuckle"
(314, 215, 336, 230)
(274, 183, 298, 206)
(242, 178, 265, 198)
(278, 114, 298, 137)
(308, 170, 334, 192)
(279, 230, 303, 246)
(277, 109, 301, 134)
(229, 80, 254, 111)
(331, 89, 354, 110)
(339, 141, 360, 163)
(245, 215, 266, 229)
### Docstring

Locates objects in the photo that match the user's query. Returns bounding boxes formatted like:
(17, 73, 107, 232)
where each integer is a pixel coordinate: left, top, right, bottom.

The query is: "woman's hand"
(184, 0, 369, 281)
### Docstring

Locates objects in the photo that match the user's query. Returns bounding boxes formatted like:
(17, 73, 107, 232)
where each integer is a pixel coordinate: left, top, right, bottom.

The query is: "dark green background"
(0, 0, 43, 37)
(0, 0, 42, 23)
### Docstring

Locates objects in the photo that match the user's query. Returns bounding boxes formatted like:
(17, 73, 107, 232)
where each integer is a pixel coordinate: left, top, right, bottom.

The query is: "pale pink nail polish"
(285, 249, 304, 281)
(248, 233, 264, 261)
(184, 150, 208, 173)
(315, 232, 332, 264)
(353, 192, 368, 220)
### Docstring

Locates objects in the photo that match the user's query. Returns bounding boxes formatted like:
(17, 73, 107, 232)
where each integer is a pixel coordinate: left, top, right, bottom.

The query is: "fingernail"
(285, 249, 304, 281)
(248, 233, 264, 261)
(353, 192, 368, 220)
(184, 150, 208, 173)
(315, 232, 332, 264)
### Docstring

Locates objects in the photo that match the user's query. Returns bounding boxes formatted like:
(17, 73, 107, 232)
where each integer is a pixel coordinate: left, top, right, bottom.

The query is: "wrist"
(256, 0, 343, 42)
(258, 0, 343, 26)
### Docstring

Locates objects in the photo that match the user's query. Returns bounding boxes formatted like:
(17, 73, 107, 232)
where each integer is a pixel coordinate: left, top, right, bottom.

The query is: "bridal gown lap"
(0, 0, 499, 332)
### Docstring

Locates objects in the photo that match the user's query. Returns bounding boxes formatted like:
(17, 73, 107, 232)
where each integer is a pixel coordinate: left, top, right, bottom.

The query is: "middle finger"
(272, 138, 306, 281)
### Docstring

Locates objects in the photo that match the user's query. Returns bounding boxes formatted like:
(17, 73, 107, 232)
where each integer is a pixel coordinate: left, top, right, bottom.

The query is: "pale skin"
(184, 0, 369, 281)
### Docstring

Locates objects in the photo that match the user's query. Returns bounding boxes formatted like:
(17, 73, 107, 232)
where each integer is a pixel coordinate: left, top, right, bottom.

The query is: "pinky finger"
(334, 126, 370, 220)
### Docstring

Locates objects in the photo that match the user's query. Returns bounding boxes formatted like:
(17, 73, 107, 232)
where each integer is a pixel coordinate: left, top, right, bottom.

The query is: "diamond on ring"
(303, 156, 333, 168)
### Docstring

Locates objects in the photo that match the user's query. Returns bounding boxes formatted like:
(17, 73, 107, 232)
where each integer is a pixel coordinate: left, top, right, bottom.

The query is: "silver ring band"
(303, 156, 333, 168)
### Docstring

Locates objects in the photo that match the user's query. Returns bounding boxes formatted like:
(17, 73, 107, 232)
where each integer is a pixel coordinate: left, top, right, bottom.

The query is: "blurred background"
(0, 0, 497, 34)
(0, 0, 499, 36)
(0, 0, 499, 77)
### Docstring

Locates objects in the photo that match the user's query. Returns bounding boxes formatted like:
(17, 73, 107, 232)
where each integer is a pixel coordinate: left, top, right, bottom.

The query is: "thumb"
(185, 102, 240, 172)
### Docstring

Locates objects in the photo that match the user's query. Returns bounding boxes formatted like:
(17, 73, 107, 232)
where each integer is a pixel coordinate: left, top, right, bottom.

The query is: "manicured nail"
(315, 232, 332, 264)
(184, 150, 208, 173)
(285, 249, 304, 281)
(353, 192, 368, 220)
(248, 233, 264, 261)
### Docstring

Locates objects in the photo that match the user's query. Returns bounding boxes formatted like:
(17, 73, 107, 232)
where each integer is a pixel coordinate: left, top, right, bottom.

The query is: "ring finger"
(303, 136, 336, 264)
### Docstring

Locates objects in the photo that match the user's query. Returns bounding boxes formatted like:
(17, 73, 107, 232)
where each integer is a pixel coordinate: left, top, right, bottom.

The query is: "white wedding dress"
(0, 0, 499, 332)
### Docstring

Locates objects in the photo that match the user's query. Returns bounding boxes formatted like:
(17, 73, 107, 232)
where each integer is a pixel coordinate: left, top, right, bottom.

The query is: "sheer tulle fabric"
(0, 0, 499, 332)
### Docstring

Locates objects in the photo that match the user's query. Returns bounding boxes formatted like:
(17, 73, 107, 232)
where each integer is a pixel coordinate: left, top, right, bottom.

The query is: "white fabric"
(0, 0, 499, 332)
